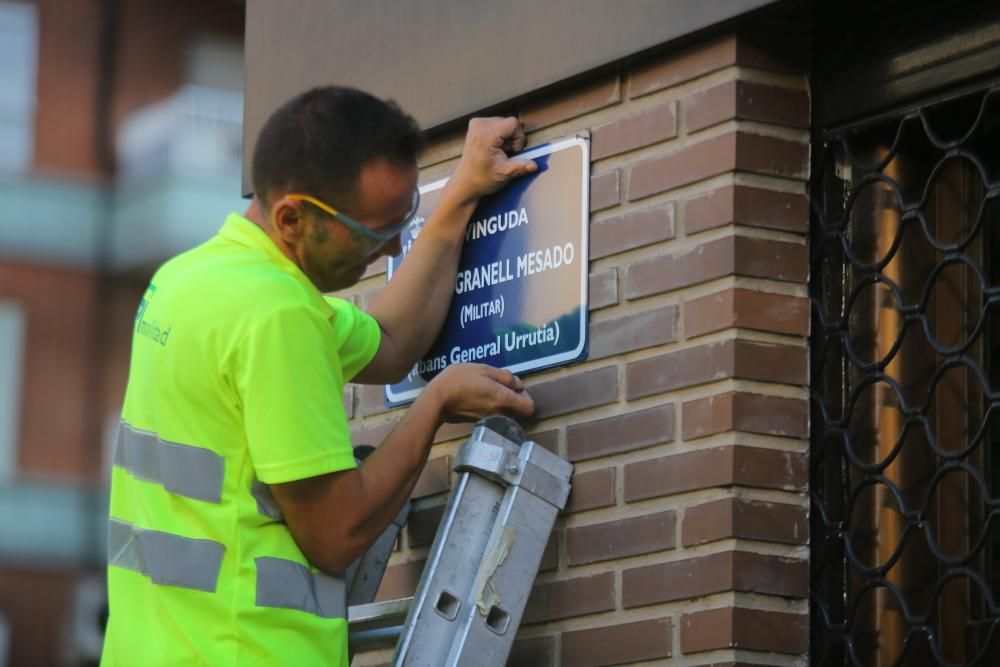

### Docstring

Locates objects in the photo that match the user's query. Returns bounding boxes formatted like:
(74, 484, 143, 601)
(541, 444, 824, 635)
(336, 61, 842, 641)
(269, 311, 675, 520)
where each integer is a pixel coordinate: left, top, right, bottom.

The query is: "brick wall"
(0, 567, 79, 666)
(0, 261, 99, 479)
(4, 1, 243, 476)
(342, 25, 810, 666)
(0, 2, 243, 662)
(33, 0, 243, 179)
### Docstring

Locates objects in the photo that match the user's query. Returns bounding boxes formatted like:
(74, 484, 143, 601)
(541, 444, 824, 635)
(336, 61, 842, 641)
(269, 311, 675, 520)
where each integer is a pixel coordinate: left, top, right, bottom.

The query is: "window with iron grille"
(810, 85, 1000, 666)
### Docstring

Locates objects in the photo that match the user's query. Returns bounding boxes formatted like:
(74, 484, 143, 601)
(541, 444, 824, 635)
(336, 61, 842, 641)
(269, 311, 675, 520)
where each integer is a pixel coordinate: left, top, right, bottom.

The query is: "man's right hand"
(425, 363, 535, 423)
(270, 362, 533, 575)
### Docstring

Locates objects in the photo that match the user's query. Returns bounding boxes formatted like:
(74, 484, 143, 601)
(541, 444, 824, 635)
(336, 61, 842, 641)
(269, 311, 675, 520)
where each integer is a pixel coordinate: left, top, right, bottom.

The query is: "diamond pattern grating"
(810, 86, 1000, 666)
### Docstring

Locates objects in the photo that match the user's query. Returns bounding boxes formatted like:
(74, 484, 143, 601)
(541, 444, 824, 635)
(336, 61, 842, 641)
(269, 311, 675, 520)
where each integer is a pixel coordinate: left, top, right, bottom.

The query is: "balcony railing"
(116, 84, 243, 183)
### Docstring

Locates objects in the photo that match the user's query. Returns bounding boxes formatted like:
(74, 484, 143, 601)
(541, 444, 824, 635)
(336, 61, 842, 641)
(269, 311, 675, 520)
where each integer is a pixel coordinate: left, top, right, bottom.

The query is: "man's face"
(294, 159, 419, 292)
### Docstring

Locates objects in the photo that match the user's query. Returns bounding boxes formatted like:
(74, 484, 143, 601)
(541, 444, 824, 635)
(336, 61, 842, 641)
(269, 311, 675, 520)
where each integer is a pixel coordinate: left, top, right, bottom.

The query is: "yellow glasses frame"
(286, 191, 420, 248)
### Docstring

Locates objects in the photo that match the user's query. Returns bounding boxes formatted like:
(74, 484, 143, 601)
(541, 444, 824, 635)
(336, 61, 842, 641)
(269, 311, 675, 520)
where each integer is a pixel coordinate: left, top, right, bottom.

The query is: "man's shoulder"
(153, 239, 319, 322)
(162, 236, 294, 289)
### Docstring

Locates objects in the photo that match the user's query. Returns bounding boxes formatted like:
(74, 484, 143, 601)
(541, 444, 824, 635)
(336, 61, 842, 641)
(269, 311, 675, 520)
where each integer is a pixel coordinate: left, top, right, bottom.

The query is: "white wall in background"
(0, 1, 38, 173)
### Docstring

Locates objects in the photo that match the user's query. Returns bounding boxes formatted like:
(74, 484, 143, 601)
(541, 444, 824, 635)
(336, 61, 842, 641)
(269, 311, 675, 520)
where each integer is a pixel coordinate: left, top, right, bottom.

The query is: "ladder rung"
(348, 597, 412, 631)
(348, 597, 412, 652)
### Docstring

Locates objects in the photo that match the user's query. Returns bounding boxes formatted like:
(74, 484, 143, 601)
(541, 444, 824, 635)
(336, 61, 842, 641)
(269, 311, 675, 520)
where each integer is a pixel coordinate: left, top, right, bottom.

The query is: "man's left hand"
(446, 117, 537, 205)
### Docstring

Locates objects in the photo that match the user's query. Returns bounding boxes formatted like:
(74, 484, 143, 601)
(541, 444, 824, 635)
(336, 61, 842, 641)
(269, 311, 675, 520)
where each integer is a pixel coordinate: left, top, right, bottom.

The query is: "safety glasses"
(286, 190, 420, 254)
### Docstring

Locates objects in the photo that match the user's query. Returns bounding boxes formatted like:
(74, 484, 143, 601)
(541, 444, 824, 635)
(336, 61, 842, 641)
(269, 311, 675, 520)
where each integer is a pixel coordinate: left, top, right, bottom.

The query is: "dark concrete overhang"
(242, 0, 779, 195)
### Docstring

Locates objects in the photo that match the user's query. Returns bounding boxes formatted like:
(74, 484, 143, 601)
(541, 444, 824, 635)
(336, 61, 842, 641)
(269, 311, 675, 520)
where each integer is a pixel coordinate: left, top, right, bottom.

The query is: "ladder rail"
(391, 417, 573, 667)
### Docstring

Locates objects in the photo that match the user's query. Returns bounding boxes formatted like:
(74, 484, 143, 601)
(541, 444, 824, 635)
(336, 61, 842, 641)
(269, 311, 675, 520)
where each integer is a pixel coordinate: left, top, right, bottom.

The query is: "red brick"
(417, 126, 465, 168)
(682, 392, 808, 440)
(685, 184, 809, 235)
(735, 26, 809, 74)
(623, 550, 808, 608)
(567, 510, 675, 565)
(589, 305, 677, 360)
(433, 421, 474, 444)
(411, 456, 451, 499)
(590, 169, 620, 212)
(734, 236, 808, 283)
(684, 80, 809, 133)
(360, 383, 401, 418)
(362, 255, 388, 279)
(629, 34, 738, 98)
(683, 80, 738, 132)
(539, 533, 559, 573)
(681, 607, 808, 654)
(528, 429, 560, 454)
(436, 423, 552, 449)
(343, 387, 353, 419)
(588, 268, 619, 311)
(521, 76, 621, 131)
(566, 404, 674, 462)
(684, 288, 810, 338)
(522, 573, 616, 624)
(565, 467, 616, 514)
(625, 234, 733, 298)
(528, 366, 618, 419)
(561, 619, 672, 666)
(731, 552, 808, 598)
(627, 132, 807, 202)
(731, 338, 807, 385)
(683, 497, 807, 546)
(508, 636, 555, 667)
(625, 339, 806, 400)
(732, 446, 808, 491)
(375, 559, 426, 601)
(628, 133, 734, 201)
(405, 502, 445, 548)
(350, 419, 396, 450)
(0, 568, 78, 667)
(624, 235, 807, 300)
(35, 0, 220, 167)
(736, 132, 808, 178)
(591, 102, 677, 160)
(590, 205, 674, 260)
(0, 266, 100, 480)
(625, 445, 806, 502)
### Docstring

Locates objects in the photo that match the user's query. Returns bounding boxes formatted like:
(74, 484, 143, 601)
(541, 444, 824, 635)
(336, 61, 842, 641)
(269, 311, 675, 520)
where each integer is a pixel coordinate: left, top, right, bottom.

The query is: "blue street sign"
(385, 135, 589, 406)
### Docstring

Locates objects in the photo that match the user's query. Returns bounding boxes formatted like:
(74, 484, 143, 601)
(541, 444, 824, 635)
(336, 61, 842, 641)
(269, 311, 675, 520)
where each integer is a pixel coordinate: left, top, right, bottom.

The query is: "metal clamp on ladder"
(348, 415, 573, 666)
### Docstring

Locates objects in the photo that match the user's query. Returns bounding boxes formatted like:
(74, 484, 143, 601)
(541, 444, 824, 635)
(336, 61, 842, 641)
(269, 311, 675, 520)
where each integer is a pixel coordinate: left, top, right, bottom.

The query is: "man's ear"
(270, 198, 306, 243)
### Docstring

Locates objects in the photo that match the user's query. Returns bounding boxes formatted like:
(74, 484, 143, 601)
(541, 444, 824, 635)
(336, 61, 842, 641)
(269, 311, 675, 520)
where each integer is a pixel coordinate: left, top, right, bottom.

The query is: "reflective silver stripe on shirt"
(255, 557, 346, 618)
(108, 518, 225, 593)
(114, 422, 224, 503)
(251, 479, 283, 521)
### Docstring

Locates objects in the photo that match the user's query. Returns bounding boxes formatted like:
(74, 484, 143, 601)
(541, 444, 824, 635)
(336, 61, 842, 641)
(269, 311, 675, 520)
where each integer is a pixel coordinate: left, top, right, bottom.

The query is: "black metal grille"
(810, 86, 1000, 666)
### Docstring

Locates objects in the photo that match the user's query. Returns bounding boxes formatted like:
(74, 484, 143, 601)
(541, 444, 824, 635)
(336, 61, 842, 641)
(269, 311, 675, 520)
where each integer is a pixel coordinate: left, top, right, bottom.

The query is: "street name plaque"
(385, 136, 589, 406)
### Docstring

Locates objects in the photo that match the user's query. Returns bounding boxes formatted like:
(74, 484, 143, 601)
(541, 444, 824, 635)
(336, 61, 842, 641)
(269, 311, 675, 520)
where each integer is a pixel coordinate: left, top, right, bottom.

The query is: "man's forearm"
(270, 385, 445, 574)
(342, 387, 444, 552)
(367, 187, 478, 368)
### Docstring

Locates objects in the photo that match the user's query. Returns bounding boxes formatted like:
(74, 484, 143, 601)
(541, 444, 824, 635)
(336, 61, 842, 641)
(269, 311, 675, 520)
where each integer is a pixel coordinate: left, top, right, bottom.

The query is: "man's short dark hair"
(251, 86, 423, 207)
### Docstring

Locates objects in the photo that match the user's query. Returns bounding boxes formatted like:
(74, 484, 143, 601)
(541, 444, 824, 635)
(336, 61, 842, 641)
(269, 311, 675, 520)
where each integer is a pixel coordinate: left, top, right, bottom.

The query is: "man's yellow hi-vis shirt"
(101, 213, 381, 667)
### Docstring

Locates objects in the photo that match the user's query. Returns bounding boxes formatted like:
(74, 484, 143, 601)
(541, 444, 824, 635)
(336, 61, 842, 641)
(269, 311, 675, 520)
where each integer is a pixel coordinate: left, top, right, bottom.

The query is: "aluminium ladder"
(347, 415, 573, 666)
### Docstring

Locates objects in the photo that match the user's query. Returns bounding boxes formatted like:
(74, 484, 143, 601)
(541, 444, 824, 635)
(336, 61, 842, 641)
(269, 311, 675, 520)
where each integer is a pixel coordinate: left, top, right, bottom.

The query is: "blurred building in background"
(0, 1, 245, 664)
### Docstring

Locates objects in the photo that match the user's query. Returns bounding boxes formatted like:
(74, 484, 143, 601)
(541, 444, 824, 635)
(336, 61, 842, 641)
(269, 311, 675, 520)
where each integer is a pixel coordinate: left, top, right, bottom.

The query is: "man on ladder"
(101, 86, 537, 666)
